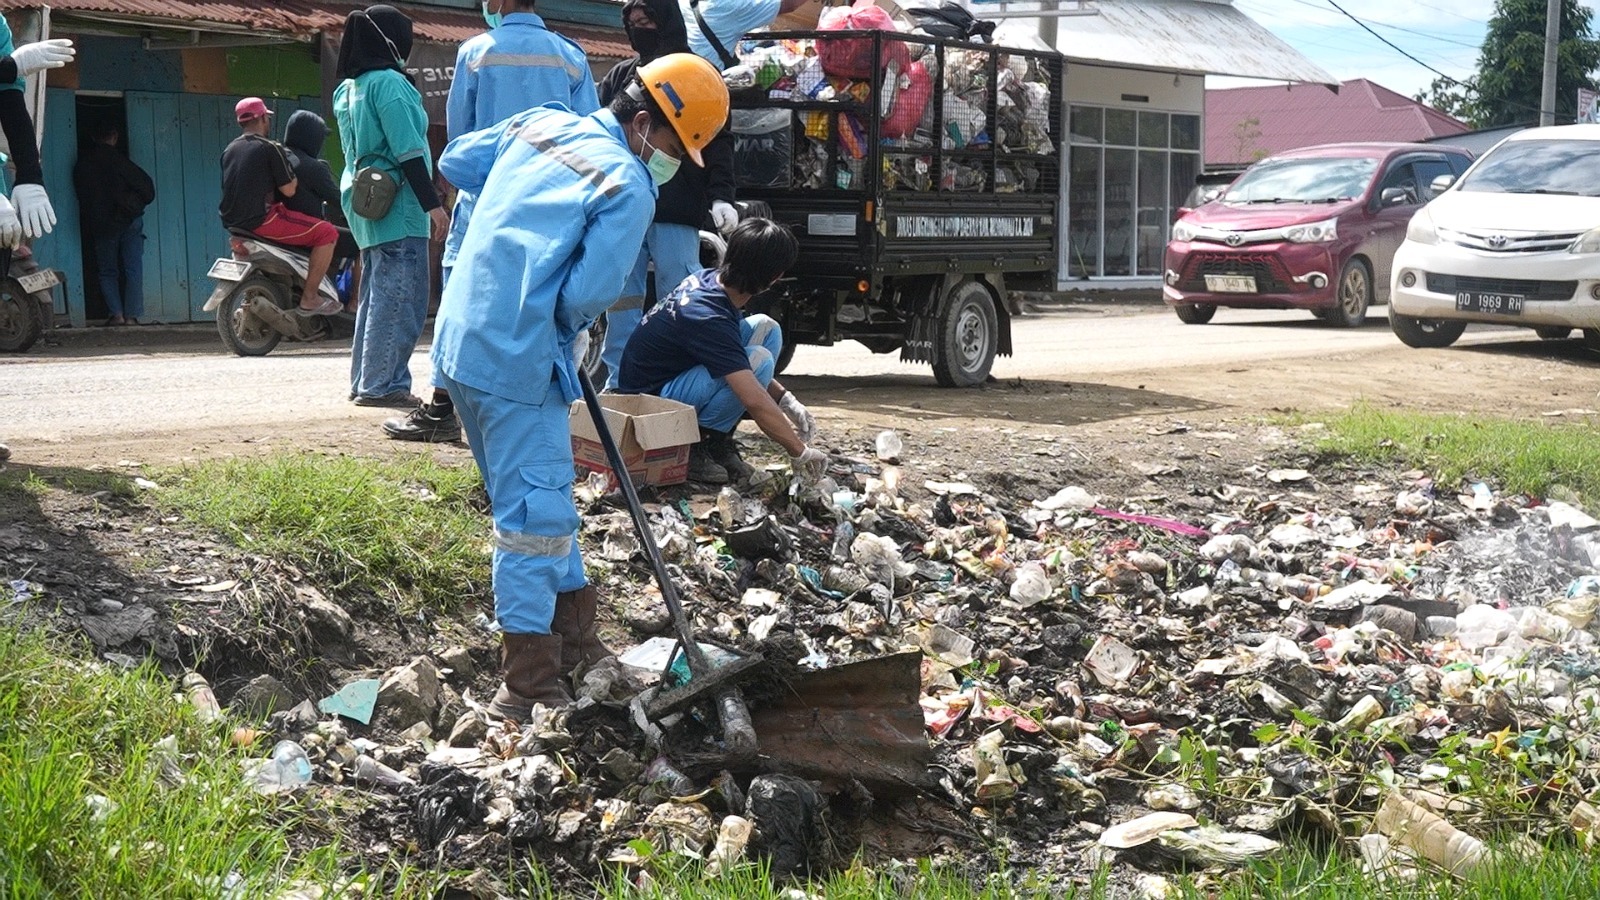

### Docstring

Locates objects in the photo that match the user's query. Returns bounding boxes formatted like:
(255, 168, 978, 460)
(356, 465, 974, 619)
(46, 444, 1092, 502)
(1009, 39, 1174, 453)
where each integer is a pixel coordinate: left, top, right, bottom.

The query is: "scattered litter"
(319, 678, 380, 725)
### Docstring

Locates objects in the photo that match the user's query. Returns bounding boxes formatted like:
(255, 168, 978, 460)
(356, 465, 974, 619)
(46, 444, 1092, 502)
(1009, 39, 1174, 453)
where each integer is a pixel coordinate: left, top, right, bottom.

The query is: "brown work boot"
(550, 584, 617, 677)
(487, 632, 572, 721)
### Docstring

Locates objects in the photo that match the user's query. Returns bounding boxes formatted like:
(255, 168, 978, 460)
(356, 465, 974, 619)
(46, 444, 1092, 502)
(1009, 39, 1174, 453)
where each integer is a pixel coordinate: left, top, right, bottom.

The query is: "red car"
(1163, 143, 1472, 327)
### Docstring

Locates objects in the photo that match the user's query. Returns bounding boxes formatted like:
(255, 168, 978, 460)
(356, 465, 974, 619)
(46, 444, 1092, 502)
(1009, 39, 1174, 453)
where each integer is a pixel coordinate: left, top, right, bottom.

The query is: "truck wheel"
(932, 281, 998, 387)
(1391, 313, 1466, 349)
(1174, 303, 1216, 324)
(1325, 258, 1371, 328)
(774, 336, 797, 376)
(0, 277, 43, 353)
(217, 275, 287, 357)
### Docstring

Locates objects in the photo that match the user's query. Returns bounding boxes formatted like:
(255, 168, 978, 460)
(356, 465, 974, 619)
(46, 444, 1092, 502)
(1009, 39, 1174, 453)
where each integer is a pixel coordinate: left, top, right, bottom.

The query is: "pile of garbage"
(211, 437, 1600, 888)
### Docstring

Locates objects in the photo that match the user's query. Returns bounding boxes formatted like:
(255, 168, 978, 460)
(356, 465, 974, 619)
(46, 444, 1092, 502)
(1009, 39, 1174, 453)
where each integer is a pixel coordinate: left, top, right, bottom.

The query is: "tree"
(1230, 116, 1266, 165)
(1418, 0, 1600, 128)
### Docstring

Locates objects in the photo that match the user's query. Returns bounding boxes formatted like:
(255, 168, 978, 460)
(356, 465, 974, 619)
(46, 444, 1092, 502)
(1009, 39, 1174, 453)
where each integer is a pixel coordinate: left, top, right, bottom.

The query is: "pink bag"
(818, 0, 909, 80)
(882, 60, 931, 139)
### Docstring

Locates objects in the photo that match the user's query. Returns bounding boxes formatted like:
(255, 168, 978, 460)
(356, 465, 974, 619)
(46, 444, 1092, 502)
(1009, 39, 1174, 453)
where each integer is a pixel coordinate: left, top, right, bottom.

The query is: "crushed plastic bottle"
(875, 430, 903, 462)
(252, 740, 313, 794)
(182, 672, 221, 723)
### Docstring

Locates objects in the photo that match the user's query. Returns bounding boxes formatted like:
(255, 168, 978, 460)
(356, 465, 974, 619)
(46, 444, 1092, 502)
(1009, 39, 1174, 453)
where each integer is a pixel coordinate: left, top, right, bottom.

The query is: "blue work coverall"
(678, 0, 781, 66)
(432, 105, 655, 636)
(442, 12, 599, 278)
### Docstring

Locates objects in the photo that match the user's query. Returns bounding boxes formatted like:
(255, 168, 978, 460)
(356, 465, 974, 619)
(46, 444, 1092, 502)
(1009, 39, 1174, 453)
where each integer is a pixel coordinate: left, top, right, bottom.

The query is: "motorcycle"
(0, 244, 63, 353)
(204, 231, 352, 357)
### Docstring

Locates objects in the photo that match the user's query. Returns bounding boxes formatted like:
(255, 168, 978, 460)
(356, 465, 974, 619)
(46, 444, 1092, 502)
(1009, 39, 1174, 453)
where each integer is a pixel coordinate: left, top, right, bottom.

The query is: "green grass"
(0, 624, 390, 898)
(1313, 405, 1600, 506)
(157, 453, 489, 615)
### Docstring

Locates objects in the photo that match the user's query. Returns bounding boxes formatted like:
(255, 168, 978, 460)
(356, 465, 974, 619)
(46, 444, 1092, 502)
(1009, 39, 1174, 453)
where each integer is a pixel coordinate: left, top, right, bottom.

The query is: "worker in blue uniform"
(678, 0, 809, 70)
(431, 54, 730, 719)
(384, 0, 600, 444)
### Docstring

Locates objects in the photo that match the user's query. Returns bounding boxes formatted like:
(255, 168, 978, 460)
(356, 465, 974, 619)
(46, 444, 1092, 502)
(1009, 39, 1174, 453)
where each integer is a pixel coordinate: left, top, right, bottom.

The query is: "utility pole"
(1542, 0, 1560, 126)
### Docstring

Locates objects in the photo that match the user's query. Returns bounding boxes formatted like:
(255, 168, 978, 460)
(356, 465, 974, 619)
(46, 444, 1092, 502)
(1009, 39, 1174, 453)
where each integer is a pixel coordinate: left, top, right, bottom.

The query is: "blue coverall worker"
(615, 218, 827, 486)
(596, 0, 739, 389)
(431, 54, 730, 719)
(678, 0, 809, 70)
(384, 0, 598, 444)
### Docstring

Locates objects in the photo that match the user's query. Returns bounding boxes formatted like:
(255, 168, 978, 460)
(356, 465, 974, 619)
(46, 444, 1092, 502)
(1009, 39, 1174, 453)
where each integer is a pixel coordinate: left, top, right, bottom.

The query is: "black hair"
(608, 82, 673, 133)
(91, 121, 119, 142)
(720, 218, 797, 295)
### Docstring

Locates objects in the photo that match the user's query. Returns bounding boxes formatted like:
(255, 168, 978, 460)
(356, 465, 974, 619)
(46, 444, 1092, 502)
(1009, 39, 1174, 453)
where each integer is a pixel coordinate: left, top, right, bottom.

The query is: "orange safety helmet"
(634, 53, 729, 167)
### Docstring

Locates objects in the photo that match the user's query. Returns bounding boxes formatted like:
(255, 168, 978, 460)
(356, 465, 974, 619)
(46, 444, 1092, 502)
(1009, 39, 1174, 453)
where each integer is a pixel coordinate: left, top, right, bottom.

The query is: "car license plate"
(1204, 274, 1257, 293)
(207, 258, 251, 282)
(16, 269, 58, 294)
(1455, 291, 1524, 315)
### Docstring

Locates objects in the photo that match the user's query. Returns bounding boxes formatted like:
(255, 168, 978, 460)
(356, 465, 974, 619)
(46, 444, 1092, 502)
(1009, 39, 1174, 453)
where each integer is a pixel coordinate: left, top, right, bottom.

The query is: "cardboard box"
(569, 394, 700, 487)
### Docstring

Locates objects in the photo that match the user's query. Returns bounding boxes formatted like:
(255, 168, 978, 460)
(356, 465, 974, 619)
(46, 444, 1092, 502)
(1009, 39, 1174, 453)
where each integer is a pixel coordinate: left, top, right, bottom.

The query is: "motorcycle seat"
(227, 227, 313, 257)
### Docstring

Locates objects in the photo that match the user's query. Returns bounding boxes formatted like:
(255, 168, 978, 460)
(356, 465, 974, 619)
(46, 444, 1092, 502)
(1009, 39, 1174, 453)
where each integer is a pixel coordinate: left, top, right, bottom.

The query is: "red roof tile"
(1205, 78, 1467, 168)
(0, 0, 631, 57)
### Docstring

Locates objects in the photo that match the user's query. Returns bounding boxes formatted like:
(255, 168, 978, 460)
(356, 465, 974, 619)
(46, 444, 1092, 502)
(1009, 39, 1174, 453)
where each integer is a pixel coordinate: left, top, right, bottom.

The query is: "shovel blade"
(749, 651, 932, 795)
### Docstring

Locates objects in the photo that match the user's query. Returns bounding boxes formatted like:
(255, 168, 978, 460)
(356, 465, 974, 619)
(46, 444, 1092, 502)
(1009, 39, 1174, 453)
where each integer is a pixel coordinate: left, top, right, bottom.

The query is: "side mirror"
(1430, 173, 1457, 196)
(1380, 187, 1412, 207)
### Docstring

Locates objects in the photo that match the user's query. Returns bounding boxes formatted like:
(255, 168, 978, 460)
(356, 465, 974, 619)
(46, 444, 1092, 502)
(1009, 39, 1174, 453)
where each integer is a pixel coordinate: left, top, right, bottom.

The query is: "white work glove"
(11, 184, 54, 239)
(571, 327, 592, 374)
(0, 194, 21, 249)
(791, 445, 828, 479)
(778, 392, 815, 443)
(711, 201, 739, 234)
(10, 39, 74, 76)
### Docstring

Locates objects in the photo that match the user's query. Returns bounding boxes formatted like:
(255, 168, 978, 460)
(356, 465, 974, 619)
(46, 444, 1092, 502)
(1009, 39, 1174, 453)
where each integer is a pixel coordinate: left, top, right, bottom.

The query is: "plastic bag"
(882, 60, 932, 139)
(818, 0, 909, 79)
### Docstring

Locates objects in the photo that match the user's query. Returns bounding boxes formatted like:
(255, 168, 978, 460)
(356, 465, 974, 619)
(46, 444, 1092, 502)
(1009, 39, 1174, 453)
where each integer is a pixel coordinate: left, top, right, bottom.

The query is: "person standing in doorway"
(382, 0, 597, 443)
(74, 123, 154, 326)
(334, 5, 449, 409)
(596, 0, 738, 388)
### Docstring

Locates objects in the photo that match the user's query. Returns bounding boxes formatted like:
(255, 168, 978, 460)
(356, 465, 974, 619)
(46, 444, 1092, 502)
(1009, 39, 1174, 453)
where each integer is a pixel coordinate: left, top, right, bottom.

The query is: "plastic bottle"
(875, 430, 903, 462)
(182, 672, 221, 723)
(253, 740, 313, 794)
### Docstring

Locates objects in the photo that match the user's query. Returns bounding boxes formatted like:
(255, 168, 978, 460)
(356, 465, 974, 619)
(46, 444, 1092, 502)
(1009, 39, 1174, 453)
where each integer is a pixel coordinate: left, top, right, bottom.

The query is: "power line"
(1268, 0, 1484, 49)
(1324, 0, 1556, 118)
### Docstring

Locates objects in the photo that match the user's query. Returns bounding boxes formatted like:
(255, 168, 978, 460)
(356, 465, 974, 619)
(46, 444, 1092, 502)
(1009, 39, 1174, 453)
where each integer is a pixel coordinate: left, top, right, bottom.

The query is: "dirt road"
(4, 307, 1596, 468)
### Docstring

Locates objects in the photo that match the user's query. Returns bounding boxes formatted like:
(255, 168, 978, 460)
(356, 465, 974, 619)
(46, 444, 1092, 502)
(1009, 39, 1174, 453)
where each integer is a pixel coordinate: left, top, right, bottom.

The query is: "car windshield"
(1223, 156, 1379, 204)
(1457, 138, 1600, 196)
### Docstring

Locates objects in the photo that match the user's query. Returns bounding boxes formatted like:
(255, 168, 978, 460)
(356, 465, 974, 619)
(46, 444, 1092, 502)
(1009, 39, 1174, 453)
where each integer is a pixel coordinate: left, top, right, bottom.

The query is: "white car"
(1389, 124, 1600, 349)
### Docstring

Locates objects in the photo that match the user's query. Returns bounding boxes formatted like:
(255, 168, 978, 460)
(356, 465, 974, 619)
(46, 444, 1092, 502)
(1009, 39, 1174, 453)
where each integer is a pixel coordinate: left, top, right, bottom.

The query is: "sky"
(1217, 0, 1497, 99)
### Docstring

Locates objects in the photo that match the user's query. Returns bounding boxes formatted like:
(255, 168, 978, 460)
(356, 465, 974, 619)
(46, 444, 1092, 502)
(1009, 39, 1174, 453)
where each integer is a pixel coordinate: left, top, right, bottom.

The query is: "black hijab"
(622, 0, 688, 64)
(336, 5, 415, 80)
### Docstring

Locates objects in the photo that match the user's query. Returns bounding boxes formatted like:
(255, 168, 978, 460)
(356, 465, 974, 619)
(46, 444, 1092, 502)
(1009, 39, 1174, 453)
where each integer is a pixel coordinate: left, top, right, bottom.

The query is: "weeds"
(157, 453, 488, 615)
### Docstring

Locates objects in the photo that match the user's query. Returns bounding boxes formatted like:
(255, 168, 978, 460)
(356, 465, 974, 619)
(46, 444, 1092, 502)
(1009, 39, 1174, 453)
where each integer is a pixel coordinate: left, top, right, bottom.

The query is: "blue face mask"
(639, 127, 682, 186)
(481, 1, 503, 28)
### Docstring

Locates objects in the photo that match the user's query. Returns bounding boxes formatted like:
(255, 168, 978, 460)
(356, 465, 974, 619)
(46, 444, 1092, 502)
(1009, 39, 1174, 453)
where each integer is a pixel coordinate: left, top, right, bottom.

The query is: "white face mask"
(638, 126, 681, 186)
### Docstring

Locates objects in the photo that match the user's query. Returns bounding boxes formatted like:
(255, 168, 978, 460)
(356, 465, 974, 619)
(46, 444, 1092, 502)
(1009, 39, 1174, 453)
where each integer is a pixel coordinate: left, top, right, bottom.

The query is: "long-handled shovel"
(577, 370, 761, 758)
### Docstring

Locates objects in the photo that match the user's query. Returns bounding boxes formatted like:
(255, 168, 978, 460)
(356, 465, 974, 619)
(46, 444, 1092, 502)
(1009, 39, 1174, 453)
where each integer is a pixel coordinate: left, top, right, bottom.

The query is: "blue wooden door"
(34, 87, 83, 323)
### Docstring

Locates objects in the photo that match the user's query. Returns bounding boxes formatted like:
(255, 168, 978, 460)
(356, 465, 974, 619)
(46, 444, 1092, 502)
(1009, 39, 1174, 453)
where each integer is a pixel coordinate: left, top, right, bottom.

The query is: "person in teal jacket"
(332, 5, 449, 409)
(383, 0, 599, 444)
(432, 54, 729, 719)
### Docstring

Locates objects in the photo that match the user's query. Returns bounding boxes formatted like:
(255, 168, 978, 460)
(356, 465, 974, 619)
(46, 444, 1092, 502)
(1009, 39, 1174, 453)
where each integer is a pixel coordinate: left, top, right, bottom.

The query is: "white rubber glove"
(10, 39, 74, 76)
(791, 445, 828, 479)
(778, 392, 815, 443)
(711, 200, 739, 234)
(0, 194, 20, 249)
(12, 184, 54, 238)
(571, 327, 592, 375)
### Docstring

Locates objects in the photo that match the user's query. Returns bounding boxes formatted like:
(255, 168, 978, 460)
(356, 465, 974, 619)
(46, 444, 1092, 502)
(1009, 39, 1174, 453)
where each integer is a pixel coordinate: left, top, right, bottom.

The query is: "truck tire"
(1390, 313, 1466, 349)
(932, 281, 998, 387)
(774, 335, 797, 376)
(0, 277, 43, 353)
(217, 275, 287, 357)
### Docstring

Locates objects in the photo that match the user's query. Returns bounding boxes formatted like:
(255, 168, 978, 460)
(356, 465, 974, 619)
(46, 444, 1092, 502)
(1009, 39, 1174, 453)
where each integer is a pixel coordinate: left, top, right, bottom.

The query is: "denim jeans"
(601, 222, 700, 389)
(350, 236, 429, 401)
(94, 219, 145, 319)
(660, 314, 782, 432)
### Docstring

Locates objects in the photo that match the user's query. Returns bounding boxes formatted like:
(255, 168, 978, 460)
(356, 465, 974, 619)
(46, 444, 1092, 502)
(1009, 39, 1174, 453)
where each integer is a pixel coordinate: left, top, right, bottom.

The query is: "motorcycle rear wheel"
(217, 275, 288, 357)
(0, 277, 43, 353)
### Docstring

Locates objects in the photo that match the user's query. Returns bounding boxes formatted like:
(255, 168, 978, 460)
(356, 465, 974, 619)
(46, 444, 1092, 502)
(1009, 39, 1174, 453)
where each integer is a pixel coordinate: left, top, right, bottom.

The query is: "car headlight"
(1406, 208, 1439, 245)
(1171, 220, 1198, 242)
(1283, 218, 1339, 243)
(1569, 226, 1600, 254)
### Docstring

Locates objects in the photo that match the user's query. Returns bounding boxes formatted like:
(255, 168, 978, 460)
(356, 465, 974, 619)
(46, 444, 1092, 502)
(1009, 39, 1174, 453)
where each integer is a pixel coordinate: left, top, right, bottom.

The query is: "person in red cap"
(218, 97, 340, 315)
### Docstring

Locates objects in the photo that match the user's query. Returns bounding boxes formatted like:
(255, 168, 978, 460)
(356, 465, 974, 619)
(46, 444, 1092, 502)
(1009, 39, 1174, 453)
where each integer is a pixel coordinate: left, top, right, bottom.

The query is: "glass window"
(1411, 158, 1455, 198)
(1137, 150, 1167, 276)
(1105, 109, 1136, 146)
(1103, 148, 1135, 276)
(1169, 151, 1200, 215)
(1225, 156, 1380, 203)
(1070, 106, 1102, 145)
(1069, 146, 1102, 278)
(1171, 114, 1200, 151)
(1139, 112, 1168, 149)
(1458, 139, 1600, 196)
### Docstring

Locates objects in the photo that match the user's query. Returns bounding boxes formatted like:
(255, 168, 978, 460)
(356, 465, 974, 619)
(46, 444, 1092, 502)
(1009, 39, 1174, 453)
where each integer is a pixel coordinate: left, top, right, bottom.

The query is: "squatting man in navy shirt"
(616, 218, 827, 484)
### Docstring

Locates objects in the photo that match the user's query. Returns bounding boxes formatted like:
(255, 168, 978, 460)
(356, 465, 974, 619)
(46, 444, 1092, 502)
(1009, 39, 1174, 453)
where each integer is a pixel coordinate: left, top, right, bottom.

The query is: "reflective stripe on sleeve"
(471, 53, 586, 82)
(495, 527, 574, 558)
(514, 122, 624, 199)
